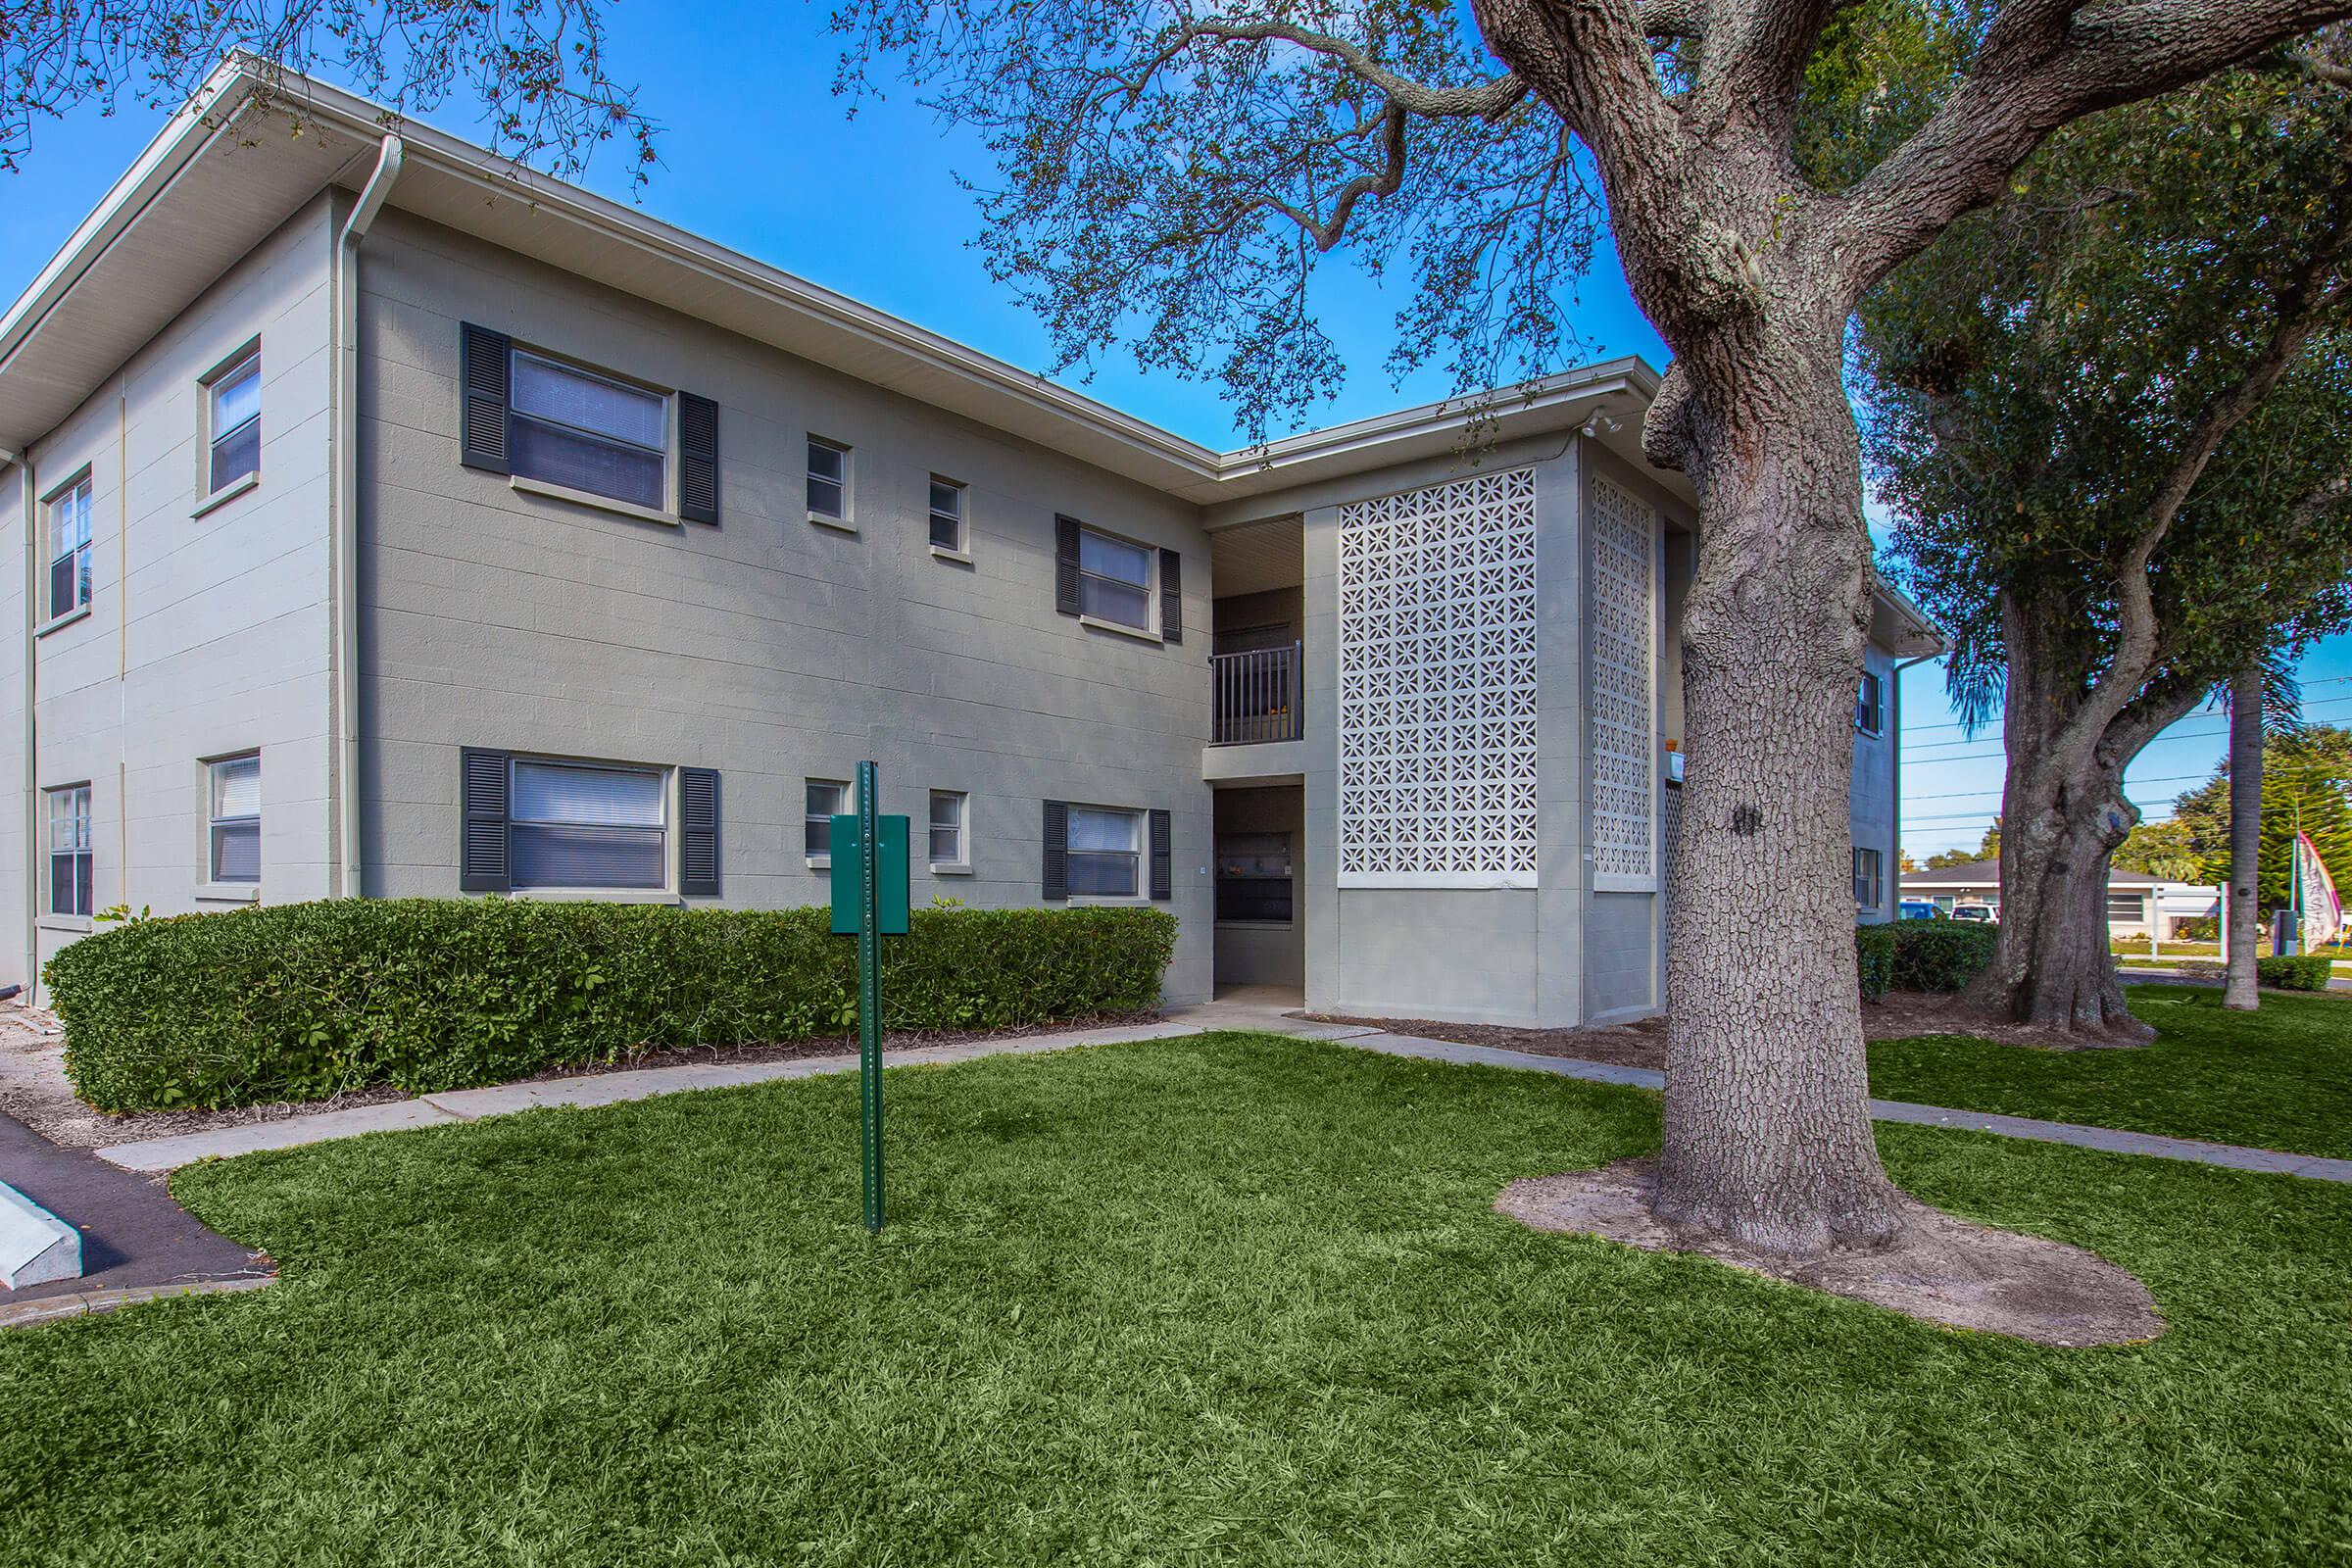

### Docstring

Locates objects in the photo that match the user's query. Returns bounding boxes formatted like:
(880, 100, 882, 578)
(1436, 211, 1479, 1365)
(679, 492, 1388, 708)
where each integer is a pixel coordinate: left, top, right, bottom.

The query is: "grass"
(1869, 985, 2352, 1158)
(5, 1032, 2352, 1565)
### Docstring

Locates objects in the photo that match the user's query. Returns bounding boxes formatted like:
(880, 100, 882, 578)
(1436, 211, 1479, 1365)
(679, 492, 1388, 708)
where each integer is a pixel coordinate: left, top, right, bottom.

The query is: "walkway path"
(72, 1003, 2352, 1187)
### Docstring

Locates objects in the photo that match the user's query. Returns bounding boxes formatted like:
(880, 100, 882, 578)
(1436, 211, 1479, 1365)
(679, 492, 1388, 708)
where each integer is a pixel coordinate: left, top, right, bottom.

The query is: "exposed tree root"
(1497, 1158, 2164, 1348)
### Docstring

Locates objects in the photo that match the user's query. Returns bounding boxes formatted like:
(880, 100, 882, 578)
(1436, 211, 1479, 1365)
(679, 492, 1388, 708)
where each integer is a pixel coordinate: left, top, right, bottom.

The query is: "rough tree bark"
(2224, 658, 2267, 1008)
(1454, 0, 2347, 1250)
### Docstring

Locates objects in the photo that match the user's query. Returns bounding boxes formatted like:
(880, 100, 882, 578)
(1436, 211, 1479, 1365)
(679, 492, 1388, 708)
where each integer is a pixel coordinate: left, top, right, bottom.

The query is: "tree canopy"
(2174, 724, 2352, 906)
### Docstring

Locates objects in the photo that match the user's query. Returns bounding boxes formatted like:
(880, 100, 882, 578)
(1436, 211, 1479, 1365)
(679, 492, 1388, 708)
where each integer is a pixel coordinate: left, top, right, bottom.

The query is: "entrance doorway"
(1211, 783, 1302, 1001)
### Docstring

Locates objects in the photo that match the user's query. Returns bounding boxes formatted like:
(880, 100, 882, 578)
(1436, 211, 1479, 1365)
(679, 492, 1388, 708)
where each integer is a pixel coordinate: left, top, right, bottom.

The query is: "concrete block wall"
(353, 211, 1214, 1003)
(2, 197, 337, 994)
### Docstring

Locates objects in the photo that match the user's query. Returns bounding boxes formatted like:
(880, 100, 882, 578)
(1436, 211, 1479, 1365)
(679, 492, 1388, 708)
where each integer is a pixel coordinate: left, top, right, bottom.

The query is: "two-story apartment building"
(0, 62, 1939, 1026)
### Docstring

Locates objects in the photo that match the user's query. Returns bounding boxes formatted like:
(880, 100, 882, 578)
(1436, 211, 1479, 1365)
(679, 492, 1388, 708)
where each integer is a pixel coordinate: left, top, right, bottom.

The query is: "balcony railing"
(1210, 642, 1304, 745)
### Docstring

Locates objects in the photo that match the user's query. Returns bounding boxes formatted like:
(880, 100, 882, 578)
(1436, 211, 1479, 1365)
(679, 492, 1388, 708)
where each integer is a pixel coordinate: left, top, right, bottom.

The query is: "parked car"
(1898, 900, 1942, 921)
(1950, 903, 1995, 922)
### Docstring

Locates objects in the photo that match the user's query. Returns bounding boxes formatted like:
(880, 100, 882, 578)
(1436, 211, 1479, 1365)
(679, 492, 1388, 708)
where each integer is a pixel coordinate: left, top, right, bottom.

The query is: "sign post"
(830, 760, 908, 1233)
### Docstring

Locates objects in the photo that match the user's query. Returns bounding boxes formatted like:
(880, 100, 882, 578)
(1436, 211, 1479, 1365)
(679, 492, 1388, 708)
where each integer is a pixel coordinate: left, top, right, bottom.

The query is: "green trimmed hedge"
(2256, 955, 2335, 992)
(48, 899, 1178, 1112)
(1857, 919, 1999, 1003)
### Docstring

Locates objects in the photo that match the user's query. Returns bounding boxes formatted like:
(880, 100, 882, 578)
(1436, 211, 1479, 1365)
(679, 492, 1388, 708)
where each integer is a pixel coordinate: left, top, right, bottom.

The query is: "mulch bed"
(0, 1006, 1161, 1152)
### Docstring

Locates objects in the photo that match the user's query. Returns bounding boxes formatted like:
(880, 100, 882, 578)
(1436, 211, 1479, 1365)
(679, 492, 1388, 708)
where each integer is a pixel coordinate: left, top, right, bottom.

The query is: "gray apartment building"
(0, 63, 1939, 1026)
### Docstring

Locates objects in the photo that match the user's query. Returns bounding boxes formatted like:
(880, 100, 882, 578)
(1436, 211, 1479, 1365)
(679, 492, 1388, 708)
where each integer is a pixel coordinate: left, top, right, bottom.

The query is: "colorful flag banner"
(2296, 830, 2343, 953)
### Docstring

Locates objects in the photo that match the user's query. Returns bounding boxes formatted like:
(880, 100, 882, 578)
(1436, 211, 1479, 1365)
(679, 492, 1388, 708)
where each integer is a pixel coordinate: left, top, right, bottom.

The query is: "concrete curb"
(0, 1273, 272, 1330)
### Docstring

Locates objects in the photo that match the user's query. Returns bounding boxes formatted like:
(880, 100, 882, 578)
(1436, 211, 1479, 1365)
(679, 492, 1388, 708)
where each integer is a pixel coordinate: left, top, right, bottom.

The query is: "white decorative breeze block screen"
(1337, 467, 1539, 888)
(1589, 475, 1657, 891)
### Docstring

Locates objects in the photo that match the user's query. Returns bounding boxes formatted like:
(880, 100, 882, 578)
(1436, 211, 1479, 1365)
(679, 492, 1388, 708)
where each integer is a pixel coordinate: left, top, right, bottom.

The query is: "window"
(1077, 527, 1153, 630)
(47, 476, 91, 621)
(928, 790, 967, 866)
(47, 785, 91, 916)
(928, 478, 964, 551)
(508, 758, 665, 890)
(1067, 806, 1143, 897)
(806, 778, 850, 858)
(1852, 847, 1883, 908)
(509, 350, 667, 511)
(808, 439, 849, 522)
(206, 350, 262, 494)
(2106, 890, 2148, 920)
(1216, 832, 1294, 923)
(1855, 671, 1885, 735)
(207, 755, 261, 884)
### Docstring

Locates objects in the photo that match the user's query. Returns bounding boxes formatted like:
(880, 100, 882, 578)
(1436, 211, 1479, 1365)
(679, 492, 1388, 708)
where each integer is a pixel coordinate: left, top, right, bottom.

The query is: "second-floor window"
(510, 350, 667, 511)
(808, 439, 850, 524)
(928, 479, 965, 552)
(1077, 528, 1153, 630)
(206, 349, 262, 494)
(1855, 671, 1885, 736)
(47, 784, 91, 916)
(208, 755, 262, 885)
(47, 476, 91, 621)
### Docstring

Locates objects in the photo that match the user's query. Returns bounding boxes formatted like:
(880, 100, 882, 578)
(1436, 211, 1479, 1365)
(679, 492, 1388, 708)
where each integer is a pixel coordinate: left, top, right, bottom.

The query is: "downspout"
(3, 449, 32, 1000)
(1888, 649, 1939, 917)
(330, 135, 404, 900)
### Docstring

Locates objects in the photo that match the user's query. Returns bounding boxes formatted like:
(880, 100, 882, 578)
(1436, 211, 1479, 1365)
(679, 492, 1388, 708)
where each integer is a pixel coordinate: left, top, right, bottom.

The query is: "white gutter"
(329, 134, 404, 900)
(3, 448, 31, 1000)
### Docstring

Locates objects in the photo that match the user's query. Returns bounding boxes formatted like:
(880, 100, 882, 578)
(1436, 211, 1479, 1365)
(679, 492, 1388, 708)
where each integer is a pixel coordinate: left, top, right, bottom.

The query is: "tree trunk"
(2224, 659, 2265, 1009)
(1653, 333, 1906, 1256)
(1962, 607, 2148, 1037)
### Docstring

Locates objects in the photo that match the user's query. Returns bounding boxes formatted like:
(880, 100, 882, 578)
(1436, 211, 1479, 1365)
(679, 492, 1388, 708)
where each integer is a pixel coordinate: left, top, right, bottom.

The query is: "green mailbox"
(829, 813, 910, 936)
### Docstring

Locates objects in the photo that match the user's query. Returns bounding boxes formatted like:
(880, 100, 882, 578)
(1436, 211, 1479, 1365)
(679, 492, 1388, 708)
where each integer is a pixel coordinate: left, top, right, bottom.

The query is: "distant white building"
(1901, 858, 2219, 938)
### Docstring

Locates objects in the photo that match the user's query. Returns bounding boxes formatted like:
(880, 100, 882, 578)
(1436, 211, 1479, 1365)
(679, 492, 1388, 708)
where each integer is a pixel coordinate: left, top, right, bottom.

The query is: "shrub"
(1855, 924, 1897, 1003)
(2256, 954, 2335, 992)
(47, 899, 1178, 1112)
(2173, 915, 2220, 942)
(1856, 919, 1997, 1002)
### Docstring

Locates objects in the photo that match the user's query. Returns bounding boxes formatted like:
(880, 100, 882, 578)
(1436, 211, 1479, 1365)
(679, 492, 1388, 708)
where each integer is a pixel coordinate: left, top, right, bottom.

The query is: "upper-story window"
(808, 438, 851, 526)
(510, 350, 668, 511)
(1078, 528, 1153, 630)
(1855, 671, 1885, 736)
(928, 478, 965, 552)
(207, 754, 262, 885)
(47, 475, 92, 622)
(205, 348, 262, 496)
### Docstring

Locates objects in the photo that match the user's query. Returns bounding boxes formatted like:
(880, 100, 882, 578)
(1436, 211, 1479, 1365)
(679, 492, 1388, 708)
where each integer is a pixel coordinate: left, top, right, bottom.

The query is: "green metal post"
(858, 759, 883, 1232)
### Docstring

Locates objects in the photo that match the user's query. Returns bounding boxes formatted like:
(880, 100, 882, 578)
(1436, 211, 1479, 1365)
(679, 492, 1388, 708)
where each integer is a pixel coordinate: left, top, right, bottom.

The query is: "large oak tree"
(835, 0, 2350, 1253)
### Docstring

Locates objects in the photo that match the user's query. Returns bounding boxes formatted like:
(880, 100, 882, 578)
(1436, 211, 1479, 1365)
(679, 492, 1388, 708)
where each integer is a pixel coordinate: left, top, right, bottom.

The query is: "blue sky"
(2, 8, 2344, 864)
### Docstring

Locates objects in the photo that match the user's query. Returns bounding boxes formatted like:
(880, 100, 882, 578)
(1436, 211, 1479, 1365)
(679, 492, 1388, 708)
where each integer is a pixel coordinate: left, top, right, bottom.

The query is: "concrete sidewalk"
(75, 1004, 2352, 1188)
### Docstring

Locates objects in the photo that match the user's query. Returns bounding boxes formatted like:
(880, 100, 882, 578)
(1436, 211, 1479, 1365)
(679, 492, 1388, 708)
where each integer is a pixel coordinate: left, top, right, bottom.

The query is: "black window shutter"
(1158, 550, 1182, 644)
(1149, 808, 1172, 901)
(1042, 800, 1069, 900)
(1054, 515, 1082, 617)
(679, 766, 721, 896)
(678, 393, 720, 524)
(459, 324, 512, 474)
(460, 748, 512, 892)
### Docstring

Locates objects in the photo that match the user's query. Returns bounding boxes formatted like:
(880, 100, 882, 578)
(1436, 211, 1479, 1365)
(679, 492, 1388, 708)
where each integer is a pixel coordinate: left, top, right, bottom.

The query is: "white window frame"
(506, 346, 674, 516)
(928, 476, 967, 557)
(1066, 805, 1146, 902)
(806, 777, 852, 866)
(197, 339, 263, 510)
(507, 756, 670, 895)
(1855, 671, 1885, 737)
(205, 753, 262, 889)
(1076, 524, 1156, 635)
(807, 437, 853, 530)
(46, 783, 92, 918)
(1852, 847, 1884, 909)
(44, 471, 92, 625)
(928, 789, 969, 871)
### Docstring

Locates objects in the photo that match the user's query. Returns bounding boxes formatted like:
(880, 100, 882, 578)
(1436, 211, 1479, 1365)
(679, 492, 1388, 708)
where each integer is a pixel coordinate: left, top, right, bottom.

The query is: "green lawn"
(1869, 985, 2352, 1158)
(6, 1034, 2351, 1565)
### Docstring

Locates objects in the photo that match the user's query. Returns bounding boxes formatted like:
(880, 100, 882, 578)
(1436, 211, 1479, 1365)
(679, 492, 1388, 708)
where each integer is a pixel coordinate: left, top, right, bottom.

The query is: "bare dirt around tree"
(1498, 1157, 2164, 1348)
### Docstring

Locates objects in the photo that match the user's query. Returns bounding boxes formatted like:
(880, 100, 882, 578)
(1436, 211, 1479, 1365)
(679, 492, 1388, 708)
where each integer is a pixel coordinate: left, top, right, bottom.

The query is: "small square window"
(928, 479, 964, 552)
(207, 754, 262, 885)
(1078, 527, 1153, 630)
(807, 778, 851, 858)
(47, 476, 92, 621)
(808, 439, 849, 521)
(928, 790, 966, 866)
(206, 351, 262, 495)
(46, 784, 92, 916)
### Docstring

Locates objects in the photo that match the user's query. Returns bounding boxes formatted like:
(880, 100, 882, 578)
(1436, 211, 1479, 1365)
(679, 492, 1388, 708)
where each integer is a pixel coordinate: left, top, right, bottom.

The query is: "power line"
(1899, 693, 2352, 760)
(1892, 672, 2352, 738)
(1902, 770, 2214, 805)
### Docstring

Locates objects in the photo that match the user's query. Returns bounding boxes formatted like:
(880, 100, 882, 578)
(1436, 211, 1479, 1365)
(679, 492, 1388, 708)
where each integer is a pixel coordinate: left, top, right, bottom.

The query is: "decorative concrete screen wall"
(1336, 467, 1539, 888)
(1589, 475, 1658, 892)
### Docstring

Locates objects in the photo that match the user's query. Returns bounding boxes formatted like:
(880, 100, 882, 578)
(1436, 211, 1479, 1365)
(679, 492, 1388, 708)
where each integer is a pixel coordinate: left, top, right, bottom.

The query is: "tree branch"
(1174, 18, 1529, 120)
